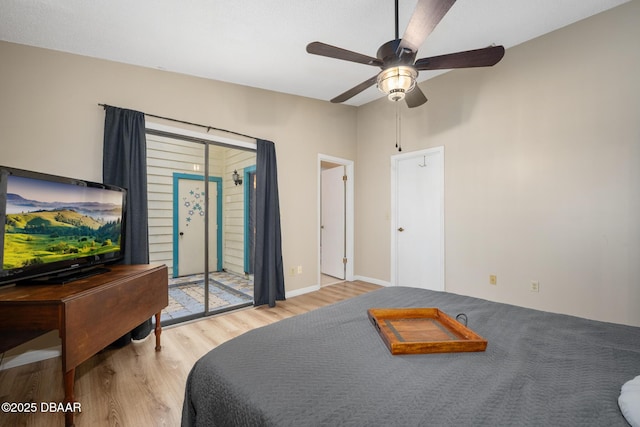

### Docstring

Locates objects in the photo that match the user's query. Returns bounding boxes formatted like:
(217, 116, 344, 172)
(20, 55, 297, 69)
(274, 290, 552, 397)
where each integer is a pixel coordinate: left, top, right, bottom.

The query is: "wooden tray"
(367, 308, 487, 355)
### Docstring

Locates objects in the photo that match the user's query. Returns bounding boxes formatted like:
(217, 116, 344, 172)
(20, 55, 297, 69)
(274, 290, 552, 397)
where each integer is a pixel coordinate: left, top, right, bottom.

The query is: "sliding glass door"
(146, 132, 256, 326)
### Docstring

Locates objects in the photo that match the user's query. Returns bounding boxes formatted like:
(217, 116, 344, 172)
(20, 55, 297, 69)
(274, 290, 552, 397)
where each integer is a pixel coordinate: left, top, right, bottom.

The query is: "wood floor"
(0, 280, 380, 427)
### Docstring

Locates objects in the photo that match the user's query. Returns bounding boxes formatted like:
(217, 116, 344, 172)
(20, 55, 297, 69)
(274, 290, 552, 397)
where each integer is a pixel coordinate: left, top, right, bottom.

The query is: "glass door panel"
(147, 134, 206, 325)
(148, 132, 256, 325)
(204, 146, 255, 315)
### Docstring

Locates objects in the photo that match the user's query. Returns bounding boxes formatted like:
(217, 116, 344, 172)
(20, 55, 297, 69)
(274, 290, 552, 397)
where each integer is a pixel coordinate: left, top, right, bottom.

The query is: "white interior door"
(177, 177, 217, 276)
(321, 165, 345, 279)
(392, 147, 444, 291)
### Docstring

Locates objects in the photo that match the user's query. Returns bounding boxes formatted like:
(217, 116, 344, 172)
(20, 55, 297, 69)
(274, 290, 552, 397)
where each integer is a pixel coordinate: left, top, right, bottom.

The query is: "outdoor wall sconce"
(232, 169, 243, 186)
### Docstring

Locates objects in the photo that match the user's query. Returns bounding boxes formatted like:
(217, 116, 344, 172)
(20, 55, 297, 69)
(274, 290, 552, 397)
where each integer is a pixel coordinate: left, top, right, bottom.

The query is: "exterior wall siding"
(146, 133, 255, 277)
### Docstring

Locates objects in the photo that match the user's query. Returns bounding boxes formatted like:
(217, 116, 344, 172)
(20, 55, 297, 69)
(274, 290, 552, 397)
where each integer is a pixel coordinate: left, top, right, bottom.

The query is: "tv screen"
(0, 165, 126, 285)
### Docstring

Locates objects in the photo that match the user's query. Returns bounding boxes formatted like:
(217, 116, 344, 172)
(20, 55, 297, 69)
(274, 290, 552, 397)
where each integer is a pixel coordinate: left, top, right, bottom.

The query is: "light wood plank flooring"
(0, 280, 380, 427)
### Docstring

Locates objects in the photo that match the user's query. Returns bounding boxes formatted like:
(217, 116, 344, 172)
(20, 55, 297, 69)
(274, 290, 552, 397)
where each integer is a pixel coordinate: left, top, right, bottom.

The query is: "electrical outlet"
(530, 280, 540, 292)
(289, 267, 296, 276)
(489, 275, 497, 285)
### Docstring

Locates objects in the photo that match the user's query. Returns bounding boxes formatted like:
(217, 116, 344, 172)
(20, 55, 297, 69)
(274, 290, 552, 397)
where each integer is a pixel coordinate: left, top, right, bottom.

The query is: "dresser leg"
(155, 312, 162, 351)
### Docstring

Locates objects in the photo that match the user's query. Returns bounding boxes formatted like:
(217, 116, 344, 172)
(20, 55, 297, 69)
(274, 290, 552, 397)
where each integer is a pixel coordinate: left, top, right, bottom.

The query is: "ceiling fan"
(306, 0, 505, 108)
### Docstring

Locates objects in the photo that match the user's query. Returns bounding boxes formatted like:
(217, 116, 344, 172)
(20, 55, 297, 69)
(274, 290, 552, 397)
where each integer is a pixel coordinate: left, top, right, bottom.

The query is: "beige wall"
(355, 1, 640, 326)
(0, 40, 357, 295)
(0, 40, 357, 365)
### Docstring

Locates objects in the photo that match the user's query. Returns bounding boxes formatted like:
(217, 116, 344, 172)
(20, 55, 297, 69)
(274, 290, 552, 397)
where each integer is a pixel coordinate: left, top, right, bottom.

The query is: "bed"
(182, 286, 640, 426)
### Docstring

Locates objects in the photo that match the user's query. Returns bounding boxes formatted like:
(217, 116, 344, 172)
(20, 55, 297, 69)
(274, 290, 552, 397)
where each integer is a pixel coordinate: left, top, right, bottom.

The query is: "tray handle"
(455, 313, 468, 326)
(369, 315, 381, 332)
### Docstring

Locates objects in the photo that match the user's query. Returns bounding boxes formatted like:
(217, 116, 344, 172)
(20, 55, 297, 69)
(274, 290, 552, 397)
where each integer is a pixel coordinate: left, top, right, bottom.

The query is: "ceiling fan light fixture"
(377, 66, 417, 102)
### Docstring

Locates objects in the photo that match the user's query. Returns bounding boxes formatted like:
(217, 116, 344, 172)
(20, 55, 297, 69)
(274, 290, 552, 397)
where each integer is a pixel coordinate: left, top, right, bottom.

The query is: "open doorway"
(318, 155, 354, 286)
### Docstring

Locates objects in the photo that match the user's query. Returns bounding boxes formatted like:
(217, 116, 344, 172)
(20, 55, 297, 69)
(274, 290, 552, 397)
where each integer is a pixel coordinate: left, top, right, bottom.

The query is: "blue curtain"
(253, 139, 286, 307)
(103, 106, 151, 343)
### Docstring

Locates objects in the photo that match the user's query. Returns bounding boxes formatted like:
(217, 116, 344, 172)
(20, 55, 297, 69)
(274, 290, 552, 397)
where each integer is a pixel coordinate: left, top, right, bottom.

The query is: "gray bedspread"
(182, 287, 640, 426)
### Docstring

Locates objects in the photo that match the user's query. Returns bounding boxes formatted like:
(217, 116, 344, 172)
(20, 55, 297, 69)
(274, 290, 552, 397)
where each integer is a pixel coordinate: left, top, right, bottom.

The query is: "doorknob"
(398, 227, 404, 232)
(179, 232, 184, 236)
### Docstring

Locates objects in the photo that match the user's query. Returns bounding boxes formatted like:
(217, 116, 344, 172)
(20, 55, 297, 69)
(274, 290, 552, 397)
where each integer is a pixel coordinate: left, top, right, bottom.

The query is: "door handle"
(398, 227, 404, 232)
(179, 232, 184, 236)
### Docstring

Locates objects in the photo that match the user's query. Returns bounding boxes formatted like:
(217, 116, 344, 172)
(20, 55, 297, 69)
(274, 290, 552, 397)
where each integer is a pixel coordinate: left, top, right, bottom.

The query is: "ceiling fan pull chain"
(396, 103, 402, 152)
(395, 104, 398, 149)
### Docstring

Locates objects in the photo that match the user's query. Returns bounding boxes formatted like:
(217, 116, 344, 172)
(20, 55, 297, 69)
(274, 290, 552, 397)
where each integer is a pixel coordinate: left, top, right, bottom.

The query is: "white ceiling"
(0, 0, 630, 106)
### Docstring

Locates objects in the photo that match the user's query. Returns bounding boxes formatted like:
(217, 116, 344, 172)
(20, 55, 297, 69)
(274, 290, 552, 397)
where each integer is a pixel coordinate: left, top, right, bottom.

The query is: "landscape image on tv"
(3, 175, 123, 270)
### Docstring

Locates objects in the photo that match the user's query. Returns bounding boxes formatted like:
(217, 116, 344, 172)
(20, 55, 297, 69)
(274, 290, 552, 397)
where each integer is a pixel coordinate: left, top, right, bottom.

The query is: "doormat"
(163, 272, 253, 321)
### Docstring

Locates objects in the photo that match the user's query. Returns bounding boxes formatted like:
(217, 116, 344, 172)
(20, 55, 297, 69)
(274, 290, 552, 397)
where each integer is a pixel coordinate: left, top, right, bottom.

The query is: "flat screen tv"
(0, 165, 126, 285)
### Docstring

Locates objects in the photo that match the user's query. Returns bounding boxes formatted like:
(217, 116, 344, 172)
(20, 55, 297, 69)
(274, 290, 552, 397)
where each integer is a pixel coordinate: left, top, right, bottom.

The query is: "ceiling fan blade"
(331, 75, 379, 104)
(415, 45, 505, 70)
(399, 0, 456, 54)
(307, 42, 383, 66)
(405, 86, 428, 108)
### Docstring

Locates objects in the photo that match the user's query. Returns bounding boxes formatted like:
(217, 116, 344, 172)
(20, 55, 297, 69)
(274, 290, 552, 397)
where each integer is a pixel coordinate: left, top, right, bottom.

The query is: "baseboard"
(0, 346, 61, 371)
(286, 283, 321, 299)
(353, 275, 391, 287)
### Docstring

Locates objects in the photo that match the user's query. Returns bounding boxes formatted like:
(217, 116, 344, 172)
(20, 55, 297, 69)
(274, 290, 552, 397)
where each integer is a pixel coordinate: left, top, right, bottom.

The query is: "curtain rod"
(98, 103, 258, 141)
